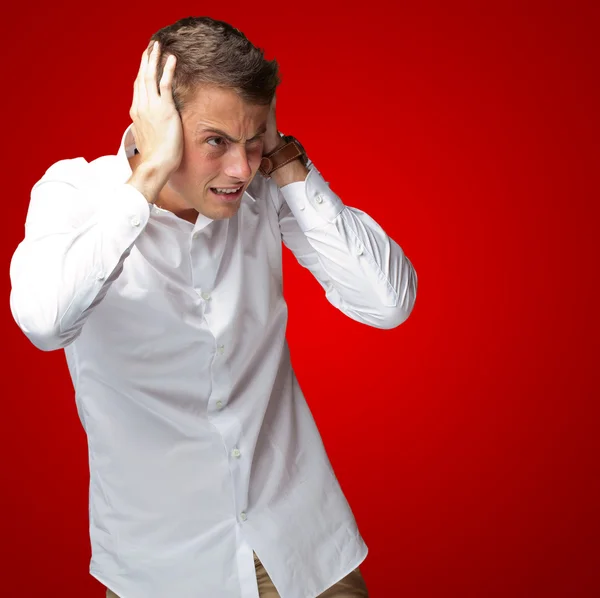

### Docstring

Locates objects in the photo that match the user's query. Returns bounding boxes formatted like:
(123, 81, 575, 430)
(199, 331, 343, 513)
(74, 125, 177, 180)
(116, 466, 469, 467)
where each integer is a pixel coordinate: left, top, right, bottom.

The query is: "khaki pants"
(106, 552, 369, 597)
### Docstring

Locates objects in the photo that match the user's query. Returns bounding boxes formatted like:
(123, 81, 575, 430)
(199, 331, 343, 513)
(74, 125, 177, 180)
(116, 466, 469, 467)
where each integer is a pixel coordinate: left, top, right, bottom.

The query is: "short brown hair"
(150, 16, 280, 112)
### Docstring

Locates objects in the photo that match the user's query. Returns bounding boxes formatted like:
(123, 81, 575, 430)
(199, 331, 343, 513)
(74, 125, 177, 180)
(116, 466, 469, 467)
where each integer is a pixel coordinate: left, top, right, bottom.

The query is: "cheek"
(175, 150, 215, 182)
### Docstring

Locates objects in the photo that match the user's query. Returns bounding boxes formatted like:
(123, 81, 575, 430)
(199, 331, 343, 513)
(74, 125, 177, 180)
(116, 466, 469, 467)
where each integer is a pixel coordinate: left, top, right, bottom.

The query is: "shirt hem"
(90, 567, 123, 598)
(310, 543, 369, 598)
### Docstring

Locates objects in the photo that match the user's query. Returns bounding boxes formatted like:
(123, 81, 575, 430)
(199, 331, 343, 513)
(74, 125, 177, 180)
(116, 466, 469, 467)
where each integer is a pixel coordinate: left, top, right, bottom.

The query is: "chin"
(197, 199, 242, 221)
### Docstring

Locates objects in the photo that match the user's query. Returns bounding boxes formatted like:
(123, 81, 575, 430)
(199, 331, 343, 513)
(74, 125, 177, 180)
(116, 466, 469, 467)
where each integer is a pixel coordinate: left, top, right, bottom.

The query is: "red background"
(2, 0, 599, 596)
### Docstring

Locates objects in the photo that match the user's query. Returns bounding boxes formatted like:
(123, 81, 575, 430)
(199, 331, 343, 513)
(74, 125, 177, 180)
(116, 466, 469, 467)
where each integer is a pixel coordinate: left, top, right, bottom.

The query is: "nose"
(223, 144, 252, 181)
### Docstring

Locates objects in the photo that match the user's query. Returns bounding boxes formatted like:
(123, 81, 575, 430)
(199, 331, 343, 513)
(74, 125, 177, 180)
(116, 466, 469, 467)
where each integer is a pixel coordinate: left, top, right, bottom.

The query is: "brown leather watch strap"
(259, 138, 306, 178)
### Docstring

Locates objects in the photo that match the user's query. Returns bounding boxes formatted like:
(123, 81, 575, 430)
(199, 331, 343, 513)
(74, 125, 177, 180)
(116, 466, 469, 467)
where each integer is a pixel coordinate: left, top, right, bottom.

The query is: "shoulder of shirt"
(35, 155, 122, 190)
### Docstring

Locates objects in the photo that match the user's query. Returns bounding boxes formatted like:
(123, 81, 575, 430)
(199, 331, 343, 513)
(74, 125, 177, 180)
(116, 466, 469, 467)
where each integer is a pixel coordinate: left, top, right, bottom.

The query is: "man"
(9, 16, 417, 598)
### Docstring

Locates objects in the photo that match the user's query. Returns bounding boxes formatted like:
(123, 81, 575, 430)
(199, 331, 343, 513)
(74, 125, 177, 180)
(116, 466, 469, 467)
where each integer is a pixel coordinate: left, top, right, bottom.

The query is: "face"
(167, 85, 270, 220)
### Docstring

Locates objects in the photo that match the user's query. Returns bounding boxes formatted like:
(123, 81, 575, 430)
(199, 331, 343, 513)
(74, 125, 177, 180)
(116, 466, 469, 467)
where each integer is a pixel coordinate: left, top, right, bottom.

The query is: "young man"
(9, 16, 417, 598)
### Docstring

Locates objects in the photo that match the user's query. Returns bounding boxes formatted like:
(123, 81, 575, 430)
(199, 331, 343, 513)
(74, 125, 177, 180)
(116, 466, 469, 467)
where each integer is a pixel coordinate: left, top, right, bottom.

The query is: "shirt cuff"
(278, 166, 345, 232)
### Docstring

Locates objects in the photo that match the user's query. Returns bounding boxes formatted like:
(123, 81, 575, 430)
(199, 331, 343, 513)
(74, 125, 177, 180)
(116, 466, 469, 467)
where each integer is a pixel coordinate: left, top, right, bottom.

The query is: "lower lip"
(210, 187, 244, 203)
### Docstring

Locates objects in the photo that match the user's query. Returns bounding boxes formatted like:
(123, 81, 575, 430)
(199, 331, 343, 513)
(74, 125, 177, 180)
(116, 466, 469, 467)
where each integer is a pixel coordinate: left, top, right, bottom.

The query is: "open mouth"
(210, 186, 244, 202)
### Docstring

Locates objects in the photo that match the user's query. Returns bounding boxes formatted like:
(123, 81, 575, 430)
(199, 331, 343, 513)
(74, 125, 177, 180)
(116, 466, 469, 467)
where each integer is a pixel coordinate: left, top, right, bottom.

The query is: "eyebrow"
(198, 124, 267, 143)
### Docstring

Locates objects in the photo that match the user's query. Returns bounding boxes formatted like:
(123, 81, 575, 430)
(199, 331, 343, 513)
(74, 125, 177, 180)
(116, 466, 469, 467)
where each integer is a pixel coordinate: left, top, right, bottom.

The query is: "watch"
(259, 135, 307, 178)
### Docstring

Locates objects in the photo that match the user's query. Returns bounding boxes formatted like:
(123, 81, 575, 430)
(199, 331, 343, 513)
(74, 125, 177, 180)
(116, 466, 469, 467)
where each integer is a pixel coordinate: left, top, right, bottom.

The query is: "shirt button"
(315, 194, 324, 204)
(96, 272, 105, 280)
(216, 400, 223, 409)
(217, 345, 225, 355)
(201, 292, 211, 301)
(131, 216, 140, 227)
(299, 204, 305, 211)
(232, 448, 241, 458)
(356, 245, 364, 256)
(240, 512, 247, 521)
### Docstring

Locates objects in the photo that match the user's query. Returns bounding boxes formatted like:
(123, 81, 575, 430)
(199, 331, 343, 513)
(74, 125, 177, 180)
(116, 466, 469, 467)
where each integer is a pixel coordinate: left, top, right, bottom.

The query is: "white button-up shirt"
(9, 126, 417, 598)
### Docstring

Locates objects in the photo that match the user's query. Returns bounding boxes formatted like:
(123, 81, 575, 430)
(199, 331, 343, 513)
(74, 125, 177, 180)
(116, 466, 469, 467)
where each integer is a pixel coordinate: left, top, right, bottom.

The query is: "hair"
(149, 16, 280, 112)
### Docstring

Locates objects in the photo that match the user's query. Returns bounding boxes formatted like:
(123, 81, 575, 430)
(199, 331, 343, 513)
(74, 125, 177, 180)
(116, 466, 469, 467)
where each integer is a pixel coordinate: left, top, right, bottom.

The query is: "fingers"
(130, 50, 145, 118)
(131, 41, 161, 119)
(130, 41, 177, 123)
(138, 41, 156, 106)
(145, 41, 161, 102)
(159, 54, 177, 104)
(132, 43, 150, 114)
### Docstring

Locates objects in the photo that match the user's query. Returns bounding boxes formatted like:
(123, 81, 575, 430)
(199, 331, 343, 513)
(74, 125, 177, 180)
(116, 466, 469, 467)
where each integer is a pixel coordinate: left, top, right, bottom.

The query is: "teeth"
(213, 187, 241, 194)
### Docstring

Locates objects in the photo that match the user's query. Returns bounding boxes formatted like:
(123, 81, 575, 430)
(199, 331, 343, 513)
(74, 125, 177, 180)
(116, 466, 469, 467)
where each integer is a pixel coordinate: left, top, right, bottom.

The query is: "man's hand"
(262, 95, 309, 187)
(262, 95, 285, 155)
(127, 41, 182, 204)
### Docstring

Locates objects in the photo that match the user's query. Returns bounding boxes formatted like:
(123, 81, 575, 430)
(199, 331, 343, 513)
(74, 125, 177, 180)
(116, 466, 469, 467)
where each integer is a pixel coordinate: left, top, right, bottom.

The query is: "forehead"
(181, 85, 269, 134)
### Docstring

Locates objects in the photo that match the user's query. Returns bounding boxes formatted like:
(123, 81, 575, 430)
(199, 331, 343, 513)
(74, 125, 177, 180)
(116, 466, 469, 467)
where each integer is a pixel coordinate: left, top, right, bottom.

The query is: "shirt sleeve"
(9, 158, 151, 351)
(275, 164, 418, 329)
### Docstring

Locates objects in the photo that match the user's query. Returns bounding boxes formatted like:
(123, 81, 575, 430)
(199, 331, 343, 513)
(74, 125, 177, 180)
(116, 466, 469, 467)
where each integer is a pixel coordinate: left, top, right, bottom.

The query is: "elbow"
(373, 268, 418, 330)
(345, 297, 416, 330)
(372, 301, 415, 330)
(341, 265, 418, 330)
(13, 317, 69, 352)
(10, 292, 72, 352)
(27, 329, 72, 352)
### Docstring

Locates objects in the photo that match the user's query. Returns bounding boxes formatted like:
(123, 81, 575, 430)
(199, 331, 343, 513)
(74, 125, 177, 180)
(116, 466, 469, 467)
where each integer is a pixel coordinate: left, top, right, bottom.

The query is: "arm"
(273, 163, 418, 329)
(9, 167, 152, 351)
(10, 41, 182, 351)
(262, 97, 417, 330)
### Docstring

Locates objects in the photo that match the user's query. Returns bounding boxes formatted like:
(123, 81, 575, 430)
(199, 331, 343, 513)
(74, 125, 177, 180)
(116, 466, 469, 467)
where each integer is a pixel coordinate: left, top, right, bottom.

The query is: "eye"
(207, 137, 226, 147)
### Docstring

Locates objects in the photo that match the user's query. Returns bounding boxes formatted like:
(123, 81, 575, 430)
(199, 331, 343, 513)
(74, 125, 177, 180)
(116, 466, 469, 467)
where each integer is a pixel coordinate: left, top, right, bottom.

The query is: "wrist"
(270, 159, 308, 188)
(260, 135, 308, 184)
(127, 162, 170, 205)
(263, 134, 286, 156)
